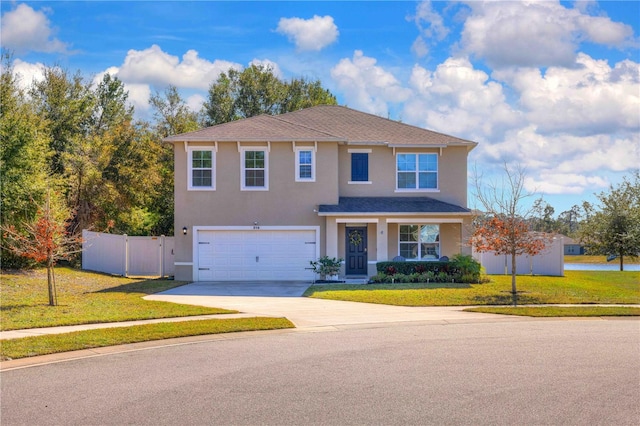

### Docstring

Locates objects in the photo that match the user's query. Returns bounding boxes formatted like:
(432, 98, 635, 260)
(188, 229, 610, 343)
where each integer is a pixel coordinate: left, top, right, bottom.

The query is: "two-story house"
(165, 105, 477, 282)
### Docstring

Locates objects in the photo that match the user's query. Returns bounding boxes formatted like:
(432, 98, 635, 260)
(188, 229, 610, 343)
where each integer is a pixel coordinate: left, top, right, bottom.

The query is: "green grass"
(565, 255, 640, 264)
(0, 317, 294, 360)
(1, 267, 235, 331)
(305, 270, 640, 306)
(464, 306, 640, 317)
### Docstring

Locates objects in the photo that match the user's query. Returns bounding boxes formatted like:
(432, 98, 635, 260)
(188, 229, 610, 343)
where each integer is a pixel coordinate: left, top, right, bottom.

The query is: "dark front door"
(345, 226, 367, 275)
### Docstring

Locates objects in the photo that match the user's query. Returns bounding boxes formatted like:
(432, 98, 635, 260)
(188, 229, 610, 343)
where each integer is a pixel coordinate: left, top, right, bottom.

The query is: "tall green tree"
(29, 67, 94, 176)
(579, 172, 640, 270)
(0, 53, 54, 267)
(202, 64, 337, 125)
(148, 85, 201, 235)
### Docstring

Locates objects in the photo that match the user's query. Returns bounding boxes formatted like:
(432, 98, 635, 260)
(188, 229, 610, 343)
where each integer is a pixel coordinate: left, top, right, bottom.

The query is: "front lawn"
(565, 255, 640, 264)
(1, 267, 234, 330)
(464, 306, 640, 317)
(0, 317, 294, 360)
(305, 270, 640, 306)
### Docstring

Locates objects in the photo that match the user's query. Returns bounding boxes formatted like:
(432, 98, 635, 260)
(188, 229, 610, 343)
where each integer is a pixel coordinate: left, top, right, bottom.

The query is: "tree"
(148, 86, 201, 235)
(579, 172, 640, 271)
(556, 204, 582, 236)
(0, 52, 53, 267)
(1, 190, 82, 305)
(531, 198, 558, 233)
(29, 66, 94, 175)
(202, 64, 337, 126)
(471, 163, 551, 306)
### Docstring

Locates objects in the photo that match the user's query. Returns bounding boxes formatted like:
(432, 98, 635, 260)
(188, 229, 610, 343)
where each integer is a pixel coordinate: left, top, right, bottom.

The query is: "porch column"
(326, 217, 338, 258)
(376, 219, 388, 261)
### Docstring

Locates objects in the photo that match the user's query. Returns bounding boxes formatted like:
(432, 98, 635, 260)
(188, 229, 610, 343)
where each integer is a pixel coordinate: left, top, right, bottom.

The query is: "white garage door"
(197, 229, 317, 281)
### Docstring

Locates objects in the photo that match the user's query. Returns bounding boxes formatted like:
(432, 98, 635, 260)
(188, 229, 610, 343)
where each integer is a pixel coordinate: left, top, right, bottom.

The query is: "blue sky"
(2, 1, 639, 216)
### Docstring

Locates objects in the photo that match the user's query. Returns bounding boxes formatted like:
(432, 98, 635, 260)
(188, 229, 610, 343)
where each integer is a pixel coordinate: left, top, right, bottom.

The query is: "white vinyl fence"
(473, 235, 564, 276)
(82, 230, 174, 277)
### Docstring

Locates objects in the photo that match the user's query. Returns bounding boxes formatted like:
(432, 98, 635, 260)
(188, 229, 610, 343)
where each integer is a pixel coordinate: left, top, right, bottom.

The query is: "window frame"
(294, 147, 315, 182)
(398, 224, 440, 260)
(240, 147, 269, 191)
(187, 147, 216, 191)
(395, 152, 439, 192)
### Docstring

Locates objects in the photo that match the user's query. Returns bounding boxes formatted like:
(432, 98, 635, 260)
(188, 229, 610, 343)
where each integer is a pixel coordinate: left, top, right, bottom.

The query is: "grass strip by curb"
(0, 317, 294, 360)
(463, 306, 640, 317)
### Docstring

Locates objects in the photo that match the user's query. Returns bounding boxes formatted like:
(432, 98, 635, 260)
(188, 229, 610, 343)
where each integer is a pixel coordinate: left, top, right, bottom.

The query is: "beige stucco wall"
(337, 145, 469, 207)
(173, 139, 473, 281)
(173, 141, 340, 280)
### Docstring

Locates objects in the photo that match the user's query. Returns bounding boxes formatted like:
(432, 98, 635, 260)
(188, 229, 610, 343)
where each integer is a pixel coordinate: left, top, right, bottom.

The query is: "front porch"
(318, 197, 474, 278)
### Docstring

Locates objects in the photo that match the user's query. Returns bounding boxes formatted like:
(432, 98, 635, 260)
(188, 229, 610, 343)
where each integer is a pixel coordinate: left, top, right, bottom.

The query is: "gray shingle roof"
(318, 197, 471, 214)
(164, 105, 477, 148)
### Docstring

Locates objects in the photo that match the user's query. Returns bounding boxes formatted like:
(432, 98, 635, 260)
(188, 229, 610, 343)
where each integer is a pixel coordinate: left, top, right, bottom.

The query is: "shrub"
(450, 254, 481, 276)
(385, 265, 397, 276)
(377, 261, 452, 275)
(310, 256, 343, 280)
(369, 272, 388, 283)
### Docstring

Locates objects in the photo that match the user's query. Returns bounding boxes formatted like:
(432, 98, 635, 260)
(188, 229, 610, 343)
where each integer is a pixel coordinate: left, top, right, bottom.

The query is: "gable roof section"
(318, 197, 471, 216)
(164, 113, 342, 143)
(276, 105, 476, 147)
(164, 105, 477, 148)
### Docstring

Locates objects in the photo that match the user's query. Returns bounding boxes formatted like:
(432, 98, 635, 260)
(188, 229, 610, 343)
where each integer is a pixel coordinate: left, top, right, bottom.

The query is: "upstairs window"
(241, 148, 268, 190)
(397, 153, 438, 190)
(188, 148, 215, 190)
(351, 152, 369, 182)
(295, 148, 315, 182)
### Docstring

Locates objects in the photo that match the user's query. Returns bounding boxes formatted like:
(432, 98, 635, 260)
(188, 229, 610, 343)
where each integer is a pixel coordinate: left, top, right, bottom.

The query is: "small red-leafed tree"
(471, 163, 552, 306)
(1, 190, 83, 306)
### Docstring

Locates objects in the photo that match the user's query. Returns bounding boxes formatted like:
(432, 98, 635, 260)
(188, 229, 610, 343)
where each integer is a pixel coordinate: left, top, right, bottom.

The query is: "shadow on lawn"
(93, 279, 187, 295)
(472, 292, 542, 305)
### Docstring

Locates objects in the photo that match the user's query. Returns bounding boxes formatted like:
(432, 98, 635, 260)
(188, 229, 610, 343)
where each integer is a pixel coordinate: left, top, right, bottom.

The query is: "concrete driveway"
(144, 281, 510, 329)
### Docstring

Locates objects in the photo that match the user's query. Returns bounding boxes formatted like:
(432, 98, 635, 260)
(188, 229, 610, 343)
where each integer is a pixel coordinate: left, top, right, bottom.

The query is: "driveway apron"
(143, 282, 506, 328)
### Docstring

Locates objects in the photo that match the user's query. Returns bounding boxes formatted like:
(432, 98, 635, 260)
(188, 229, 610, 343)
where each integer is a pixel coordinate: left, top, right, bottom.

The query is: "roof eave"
(317, 211, 473, 216)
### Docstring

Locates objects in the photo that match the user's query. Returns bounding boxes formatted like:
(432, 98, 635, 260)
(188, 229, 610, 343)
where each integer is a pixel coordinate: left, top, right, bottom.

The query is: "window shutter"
(351, 153, 369, 181)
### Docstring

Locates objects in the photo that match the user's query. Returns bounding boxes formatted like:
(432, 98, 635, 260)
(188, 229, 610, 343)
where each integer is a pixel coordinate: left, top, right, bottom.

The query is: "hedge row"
(376, 261, 460, 276)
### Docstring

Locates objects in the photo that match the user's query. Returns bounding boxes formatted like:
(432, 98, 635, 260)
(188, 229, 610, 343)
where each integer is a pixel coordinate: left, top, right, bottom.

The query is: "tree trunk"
(619, 255, 624, 271)
(47, 258, 57, 306)
(511, 251, 518, 306)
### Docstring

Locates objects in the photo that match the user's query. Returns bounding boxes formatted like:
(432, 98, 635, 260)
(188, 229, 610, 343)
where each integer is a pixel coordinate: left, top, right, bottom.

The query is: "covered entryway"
(345, 226, 367, 275)
(196, 228, 318, 281)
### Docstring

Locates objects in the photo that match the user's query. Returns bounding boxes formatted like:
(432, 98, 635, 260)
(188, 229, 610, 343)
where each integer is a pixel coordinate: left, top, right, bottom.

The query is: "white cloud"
(12, 59, 47, 90)
(460, 0, 635, 68)
(115, 45, 242, 90)
(409, 0, 449, 58)
(276, 15, 338, 51)
(0, 3, 69, 54)
(524, 173, 609, 195)
(186, 94, 206, 114)
(493, 54, 640, 135)
(330, 50, 412, 116)
(404, 58, 520, 140)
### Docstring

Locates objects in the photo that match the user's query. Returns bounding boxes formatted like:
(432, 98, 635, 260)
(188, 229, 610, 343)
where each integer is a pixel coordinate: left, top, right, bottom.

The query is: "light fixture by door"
(182, 227, 188, 235)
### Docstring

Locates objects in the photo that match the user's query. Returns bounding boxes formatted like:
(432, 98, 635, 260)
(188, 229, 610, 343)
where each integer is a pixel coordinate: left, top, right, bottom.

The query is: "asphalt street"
(1, 319, 638, 425)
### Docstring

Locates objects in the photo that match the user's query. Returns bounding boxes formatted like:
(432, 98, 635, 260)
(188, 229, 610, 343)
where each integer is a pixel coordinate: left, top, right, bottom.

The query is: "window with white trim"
(399, 224, 440, 260)
(241, 148, 268, 190)
(188, 148, 215, 190)
(295, 148, 315, 182)
(396, 153, 438, 190)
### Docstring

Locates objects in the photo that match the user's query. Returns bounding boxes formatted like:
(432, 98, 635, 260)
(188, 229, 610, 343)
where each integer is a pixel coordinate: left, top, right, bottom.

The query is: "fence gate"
(82, 230, 175, 277)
